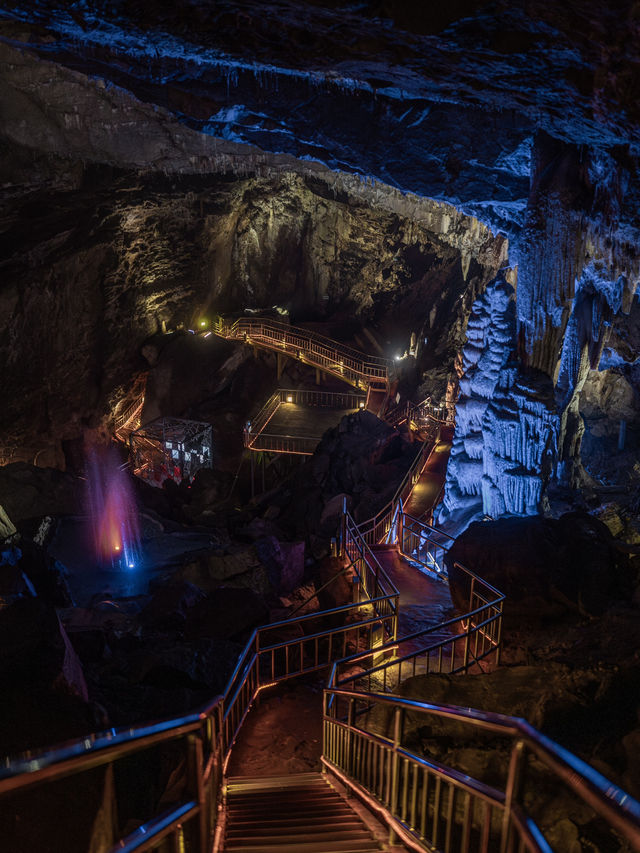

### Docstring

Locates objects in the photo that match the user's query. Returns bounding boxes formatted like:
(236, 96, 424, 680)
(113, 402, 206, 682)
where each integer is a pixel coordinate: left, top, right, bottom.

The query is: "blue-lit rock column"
(439, 274, 558, 528)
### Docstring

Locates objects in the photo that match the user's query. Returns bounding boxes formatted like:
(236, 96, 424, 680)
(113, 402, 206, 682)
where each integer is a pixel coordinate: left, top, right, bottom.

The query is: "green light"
(200, 320, 207, 327)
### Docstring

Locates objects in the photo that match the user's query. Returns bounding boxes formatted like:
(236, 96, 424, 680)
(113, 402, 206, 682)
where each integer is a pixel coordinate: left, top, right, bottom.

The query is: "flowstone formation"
(441, 275, 558, 525)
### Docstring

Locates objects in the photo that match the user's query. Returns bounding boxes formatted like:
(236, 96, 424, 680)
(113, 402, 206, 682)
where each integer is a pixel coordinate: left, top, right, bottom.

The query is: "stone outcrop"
(445, 512, 632, 618)
(274, 409, 417, 540)
(0, 598, 93, 756)
(440, 275, 558, 525)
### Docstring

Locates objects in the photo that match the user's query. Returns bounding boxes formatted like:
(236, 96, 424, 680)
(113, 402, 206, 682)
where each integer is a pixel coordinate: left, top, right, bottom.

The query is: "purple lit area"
(86, 446, 140, 570)
(0, 2, 639, 852)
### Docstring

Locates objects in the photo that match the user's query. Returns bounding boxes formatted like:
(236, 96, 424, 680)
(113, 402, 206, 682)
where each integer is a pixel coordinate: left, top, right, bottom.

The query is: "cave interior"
(0, 1, 639, 851)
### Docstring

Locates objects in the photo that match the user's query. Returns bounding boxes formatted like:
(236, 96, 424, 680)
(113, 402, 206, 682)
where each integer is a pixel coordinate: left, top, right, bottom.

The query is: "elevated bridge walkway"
(212, 316, 393, 392)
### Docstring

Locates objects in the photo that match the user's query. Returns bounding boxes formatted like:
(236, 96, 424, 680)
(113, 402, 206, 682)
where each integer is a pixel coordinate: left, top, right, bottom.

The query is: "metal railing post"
(495, 603, 503, 666)
(186, 732, 207, 853)
(347, 699, 356, 779)
(389, 705, 404, 845)
(463, 627, 471, 672)
(340, 496, 348, 557)
(500, 739, 526, 853)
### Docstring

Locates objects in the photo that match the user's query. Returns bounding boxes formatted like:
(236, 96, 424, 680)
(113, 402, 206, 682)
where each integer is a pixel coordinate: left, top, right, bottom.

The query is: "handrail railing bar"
(332, 598, 503, 669)
(325, 688, 640, 843)
(110, 800, 199, 853)
(258, 612, 395, 656)
(0, 717, 205, 795)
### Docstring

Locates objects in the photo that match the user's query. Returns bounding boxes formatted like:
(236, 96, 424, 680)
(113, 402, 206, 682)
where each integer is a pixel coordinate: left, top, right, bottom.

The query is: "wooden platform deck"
(265, 403, 359, 442)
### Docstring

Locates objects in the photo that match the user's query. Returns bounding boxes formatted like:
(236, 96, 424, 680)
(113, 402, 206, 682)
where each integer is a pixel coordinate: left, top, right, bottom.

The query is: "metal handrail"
(354, 439, 432, 546)
(114, 393, 145, 433)
(2, 500, 638, 853)
(322, 689, 640, 852)
(327, 559, 504, 698)
(0, 510, 399, 851)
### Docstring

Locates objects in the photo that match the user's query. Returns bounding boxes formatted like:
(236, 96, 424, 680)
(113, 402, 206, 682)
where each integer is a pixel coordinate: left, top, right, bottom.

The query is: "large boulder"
(177, 544, 271, 597)
(140, 580, 206, 632)
(184, 587, 269, 642)
(0, 463, 80, 524)
(278, 410, 417, 540)
(445, 512, 631, 618)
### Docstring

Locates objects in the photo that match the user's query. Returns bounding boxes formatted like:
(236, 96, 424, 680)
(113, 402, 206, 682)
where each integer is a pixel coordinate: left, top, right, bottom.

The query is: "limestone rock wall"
(0, 164, 503, 465)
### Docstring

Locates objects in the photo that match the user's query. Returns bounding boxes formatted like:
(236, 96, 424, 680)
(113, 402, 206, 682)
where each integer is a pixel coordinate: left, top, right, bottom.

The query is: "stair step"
(226, 842, 381, 853)
(229, 802, 347, 814)
(227, 773, 323, 791)
(223, 773, 382, 853)
(228, 816, 363, 830)
(228, 806, 354, 820)
(226, 829, 375, 845)
(228, 790, 342, 804)
(228, 799, 348, 808)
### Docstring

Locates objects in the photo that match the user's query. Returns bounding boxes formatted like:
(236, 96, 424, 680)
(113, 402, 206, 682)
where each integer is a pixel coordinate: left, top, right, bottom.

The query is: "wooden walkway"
(404, 426, 454, 521)
(372, 546, 458, 656)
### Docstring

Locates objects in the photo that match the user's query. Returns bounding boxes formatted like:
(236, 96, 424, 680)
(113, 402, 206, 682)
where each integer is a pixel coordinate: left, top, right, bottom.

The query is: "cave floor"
(373, 546, 457, 652)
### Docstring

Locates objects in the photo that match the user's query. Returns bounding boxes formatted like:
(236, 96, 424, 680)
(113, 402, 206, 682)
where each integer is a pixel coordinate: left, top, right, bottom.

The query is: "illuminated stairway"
(223, 773, 384, 853)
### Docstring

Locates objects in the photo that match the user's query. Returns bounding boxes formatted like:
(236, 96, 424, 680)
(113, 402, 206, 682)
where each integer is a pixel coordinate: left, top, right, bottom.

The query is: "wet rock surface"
(390, 655, 640, 850)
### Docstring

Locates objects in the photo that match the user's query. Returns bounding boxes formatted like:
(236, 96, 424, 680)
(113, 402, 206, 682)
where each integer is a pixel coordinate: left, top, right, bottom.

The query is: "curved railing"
(354, 429, 454, 573)
(328, 561, 504, 698)
(114, 392, 145, 442)
(213, 316, 392, 390)
(1, 505, 638, 853)
(322, 690, 640, 853)
(0, 515, 399, 853)
(386, 397, 456, 430)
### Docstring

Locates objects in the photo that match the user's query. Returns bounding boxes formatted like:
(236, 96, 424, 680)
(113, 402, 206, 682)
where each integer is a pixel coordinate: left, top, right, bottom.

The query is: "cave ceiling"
(1, 0, 640, 467)
(1, 0, 639, 238)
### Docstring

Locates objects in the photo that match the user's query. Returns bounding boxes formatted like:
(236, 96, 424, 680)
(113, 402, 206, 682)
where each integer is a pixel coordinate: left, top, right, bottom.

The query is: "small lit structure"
(130, 417, 212, 485)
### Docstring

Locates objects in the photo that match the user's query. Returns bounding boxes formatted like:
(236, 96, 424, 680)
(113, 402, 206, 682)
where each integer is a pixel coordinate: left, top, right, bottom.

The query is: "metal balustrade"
(0, 517, 399, 853)
(1, 505, 638, 853)
(355, 440, 435, 547)
(386, 397, 456, 430)
(399, 509, 455, 574)
(213, 316, 392, 390)
(114, 393, 145, 441)
(322, 691, 640, 853)
(328, 562, 504, 698)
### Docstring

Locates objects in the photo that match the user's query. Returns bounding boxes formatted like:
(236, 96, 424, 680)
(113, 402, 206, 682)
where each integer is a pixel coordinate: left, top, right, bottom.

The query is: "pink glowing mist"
(86, 446, 141, 568)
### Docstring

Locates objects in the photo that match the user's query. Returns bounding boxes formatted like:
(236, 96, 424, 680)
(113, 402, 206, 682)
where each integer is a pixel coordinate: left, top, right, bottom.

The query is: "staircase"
(223, 773, 383, 853)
